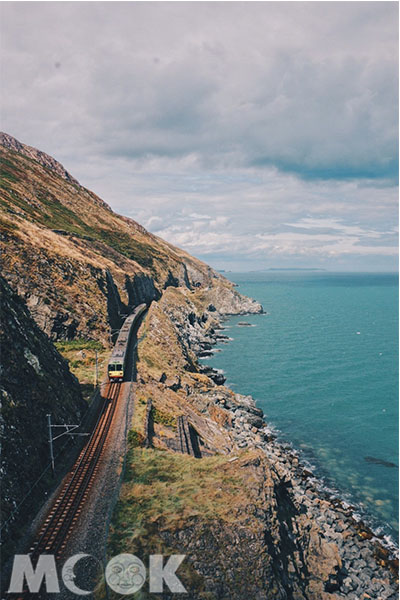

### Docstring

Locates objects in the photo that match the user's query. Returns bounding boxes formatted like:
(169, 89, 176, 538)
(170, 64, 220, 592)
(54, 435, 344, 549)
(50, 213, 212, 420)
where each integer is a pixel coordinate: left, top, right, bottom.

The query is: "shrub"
(128, 429, 145, 448)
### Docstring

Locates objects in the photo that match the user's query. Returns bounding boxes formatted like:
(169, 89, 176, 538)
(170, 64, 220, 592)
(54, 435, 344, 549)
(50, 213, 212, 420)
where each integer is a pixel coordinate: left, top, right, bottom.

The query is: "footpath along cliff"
(0, 134, 397, 599)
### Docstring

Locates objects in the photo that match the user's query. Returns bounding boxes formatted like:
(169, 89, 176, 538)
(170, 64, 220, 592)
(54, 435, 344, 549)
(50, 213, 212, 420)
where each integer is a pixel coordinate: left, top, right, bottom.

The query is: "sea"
(206, 271, 399, 543)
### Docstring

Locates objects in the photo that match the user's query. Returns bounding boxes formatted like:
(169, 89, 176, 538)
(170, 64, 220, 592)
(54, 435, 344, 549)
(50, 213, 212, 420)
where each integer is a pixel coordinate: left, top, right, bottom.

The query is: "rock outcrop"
(0, 277, 86, 557)
(0, 131, 80, 186)
(204, 283, 263, 315)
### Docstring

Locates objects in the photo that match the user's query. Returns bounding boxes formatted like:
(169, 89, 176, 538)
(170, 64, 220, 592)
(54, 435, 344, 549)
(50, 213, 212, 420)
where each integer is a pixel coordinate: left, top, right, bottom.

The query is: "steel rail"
(13, 382, 121, 599)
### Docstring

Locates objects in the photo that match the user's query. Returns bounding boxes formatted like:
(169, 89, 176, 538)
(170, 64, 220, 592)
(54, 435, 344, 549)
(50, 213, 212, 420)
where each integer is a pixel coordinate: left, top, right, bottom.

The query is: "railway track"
(15, 381, 121, 598)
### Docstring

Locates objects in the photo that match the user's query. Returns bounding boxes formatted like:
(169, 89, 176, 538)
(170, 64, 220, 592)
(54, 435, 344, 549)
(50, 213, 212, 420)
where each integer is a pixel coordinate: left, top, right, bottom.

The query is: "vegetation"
(96, 228, 155, 268)
(110, 448, 244, 546)
(0, 150, 170, 272)
(129, 395, 149, 446)
(0, 156, 20, 182)
(137, 299, 190, 379)
(55, 339, 110, 401)
(55, 338, 104, 352)
(99, 448, 244, 598)
(127, 429, 145, 448)
(0, 216, 18, 234)
(151, 406, 177, 429)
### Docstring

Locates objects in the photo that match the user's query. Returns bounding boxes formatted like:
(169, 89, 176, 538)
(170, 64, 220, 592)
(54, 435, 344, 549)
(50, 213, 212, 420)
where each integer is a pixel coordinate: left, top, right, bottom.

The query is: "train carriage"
(108, 303, 147, 381)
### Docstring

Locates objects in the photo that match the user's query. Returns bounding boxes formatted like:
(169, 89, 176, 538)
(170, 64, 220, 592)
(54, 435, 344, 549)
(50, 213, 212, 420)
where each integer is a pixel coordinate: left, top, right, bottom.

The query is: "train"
(107, 303, 147, 382)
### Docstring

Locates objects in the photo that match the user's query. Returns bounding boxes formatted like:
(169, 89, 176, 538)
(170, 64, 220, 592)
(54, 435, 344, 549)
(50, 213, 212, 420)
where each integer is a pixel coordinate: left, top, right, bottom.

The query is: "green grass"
(0, 188, 39, 220)
(0, 156, 20, 183)
(111, 448, 243, 543)
(102, 448, 245, 598)
(128, 429, 145, 448)
(38, 192, 95, 236)
(55, 340, 110, 396)
(95, 228, 155, 268)
(152, 406, 177, 429)
(55, 339, 104, 352)
(1, 170, 18, 183)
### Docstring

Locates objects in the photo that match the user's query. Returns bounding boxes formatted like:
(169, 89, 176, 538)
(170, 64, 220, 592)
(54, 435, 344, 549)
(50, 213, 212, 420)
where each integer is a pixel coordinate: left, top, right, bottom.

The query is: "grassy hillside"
(0, 136, 231, 343)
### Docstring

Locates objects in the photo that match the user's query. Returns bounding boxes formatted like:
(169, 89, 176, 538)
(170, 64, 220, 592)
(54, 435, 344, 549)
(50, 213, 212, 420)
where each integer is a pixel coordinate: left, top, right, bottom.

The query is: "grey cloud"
(0, 2, 398, 270)
(1, 2, 397, 179)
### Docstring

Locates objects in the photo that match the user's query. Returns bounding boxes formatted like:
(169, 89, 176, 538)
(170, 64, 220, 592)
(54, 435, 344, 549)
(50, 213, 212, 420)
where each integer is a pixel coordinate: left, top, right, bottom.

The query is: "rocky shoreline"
(199, 319, 399, 599)
(102, 281, 399, 599)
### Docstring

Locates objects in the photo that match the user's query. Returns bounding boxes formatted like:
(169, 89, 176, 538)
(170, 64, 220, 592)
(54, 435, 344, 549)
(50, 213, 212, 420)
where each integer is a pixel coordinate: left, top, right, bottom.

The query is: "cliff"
(0, 277, 86, 557)
(0, 132, 261, 565)
(106, 286, 397, 599)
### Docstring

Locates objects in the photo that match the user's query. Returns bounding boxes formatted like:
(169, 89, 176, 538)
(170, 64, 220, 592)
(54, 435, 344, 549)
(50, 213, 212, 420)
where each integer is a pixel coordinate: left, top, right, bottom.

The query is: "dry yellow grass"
(1, 144, 235, 346)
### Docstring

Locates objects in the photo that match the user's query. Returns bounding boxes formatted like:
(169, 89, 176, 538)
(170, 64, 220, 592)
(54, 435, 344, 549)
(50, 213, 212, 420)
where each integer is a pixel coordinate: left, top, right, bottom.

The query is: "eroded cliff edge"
(104, 286, 398, 600)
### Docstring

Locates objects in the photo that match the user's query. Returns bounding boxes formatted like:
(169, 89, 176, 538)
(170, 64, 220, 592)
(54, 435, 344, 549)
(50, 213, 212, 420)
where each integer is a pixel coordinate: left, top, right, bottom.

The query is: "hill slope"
(0, 133, 261, 344)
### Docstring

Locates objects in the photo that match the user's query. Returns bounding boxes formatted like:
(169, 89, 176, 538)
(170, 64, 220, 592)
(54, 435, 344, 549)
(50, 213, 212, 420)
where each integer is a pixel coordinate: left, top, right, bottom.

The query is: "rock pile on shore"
(210, 383, 398, 599)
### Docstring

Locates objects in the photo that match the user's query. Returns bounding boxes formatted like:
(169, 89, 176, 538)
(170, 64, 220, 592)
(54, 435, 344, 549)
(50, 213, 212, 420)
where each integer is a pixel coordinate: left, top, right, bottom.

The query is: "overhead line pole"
(47, 414, 55, 476)
(95, 349, 99, 388)
(47, 414, 89, 476)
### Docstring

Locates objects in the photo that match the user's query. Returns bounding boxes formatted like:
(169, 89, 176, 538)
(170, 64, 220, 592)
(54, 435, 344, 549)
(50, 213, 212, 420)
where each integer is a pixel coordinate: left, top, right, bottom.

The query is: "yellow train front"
(107, 361, 124, 382)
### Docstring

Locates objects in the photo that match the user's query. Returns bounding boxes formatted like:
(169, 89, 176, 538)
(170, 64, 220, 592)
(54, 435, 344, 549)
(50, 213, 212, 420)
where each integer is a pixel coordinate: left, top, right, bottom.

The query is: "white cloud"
(1, 3, 397, 180)
(144, 215, 163, 229)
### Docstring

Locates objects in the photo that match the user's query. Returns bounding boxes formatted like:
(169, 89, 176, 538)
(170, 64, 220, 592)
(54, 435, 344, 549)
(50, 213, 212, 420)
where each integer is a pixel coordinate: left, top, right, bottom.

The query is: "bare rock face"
(205, 284, 264, 315)
(0, 277, 86, 558)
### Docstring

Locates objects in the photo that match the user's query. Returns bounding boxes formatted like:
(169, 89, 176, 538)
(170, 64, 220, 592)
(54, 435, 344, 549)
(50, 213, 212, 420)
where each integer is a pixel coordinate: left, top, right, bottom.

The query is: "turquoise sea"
(207, 272, 399, 540)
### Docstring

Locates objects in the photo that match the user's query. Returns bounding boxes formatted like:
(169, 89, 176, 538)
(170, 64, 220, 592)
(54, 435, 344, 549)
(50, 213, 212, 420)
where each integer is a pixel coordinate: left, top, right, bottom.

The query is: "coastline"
(203, 313, 399, 580)
(105, 284, 398, 599)
(206, 296, 398, 548)
(1, 133, 397, 599)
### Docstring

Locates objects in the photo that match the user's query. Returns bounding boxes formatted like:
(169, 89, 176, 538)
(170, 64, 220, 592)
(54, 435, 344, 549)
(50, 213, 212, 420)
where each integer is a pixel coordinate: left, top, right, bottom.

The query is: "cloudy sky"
(1, 2, 398, 271)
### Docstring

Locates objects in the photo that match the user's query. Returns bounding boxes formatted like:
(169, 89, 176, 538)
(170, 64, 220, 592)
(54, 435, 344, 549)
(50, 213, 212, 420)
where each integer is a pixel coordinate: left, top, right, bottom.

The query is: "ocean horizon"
(207, 270, 399, 542)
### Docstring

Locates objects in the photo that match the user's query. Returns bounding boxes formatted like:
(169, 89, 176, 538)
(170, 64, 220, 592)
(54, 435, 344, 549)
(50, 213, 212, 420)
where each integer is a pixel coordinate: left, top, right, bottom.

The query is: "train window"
(117, 364, 123, 370)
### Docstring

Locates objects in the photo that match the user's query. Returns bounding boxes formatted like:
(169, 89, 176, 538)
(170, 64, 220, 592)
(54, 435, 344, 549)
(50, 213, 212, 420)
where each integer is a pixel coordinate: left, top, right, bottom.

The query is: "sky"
(1, 2, 398, 271)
